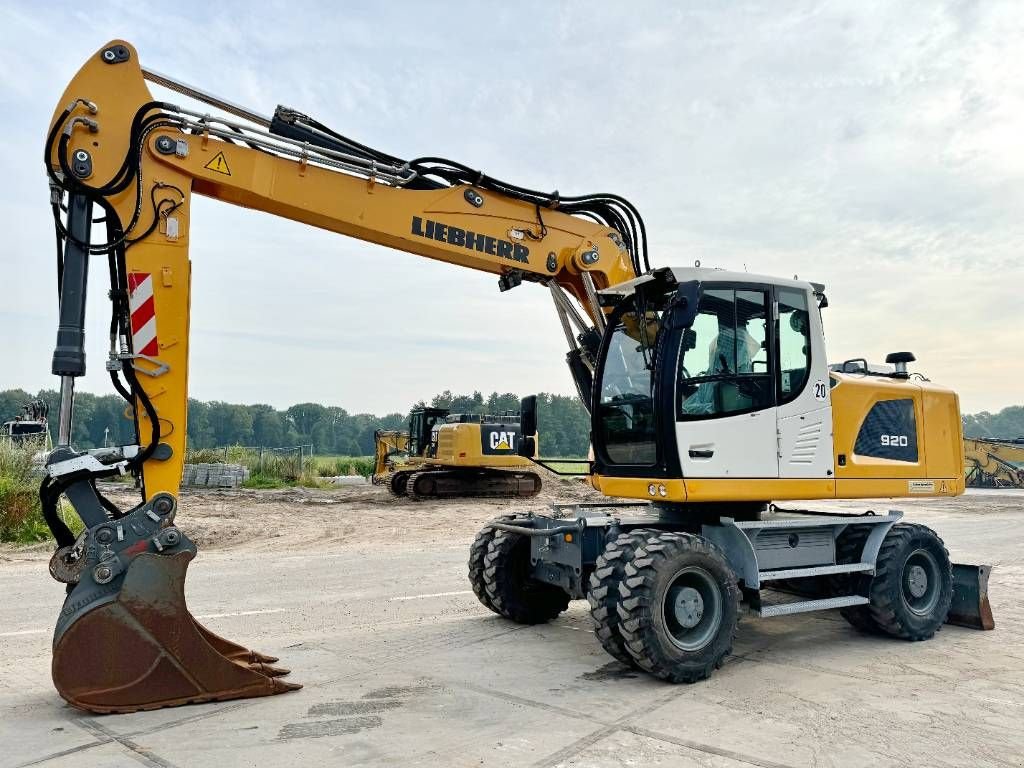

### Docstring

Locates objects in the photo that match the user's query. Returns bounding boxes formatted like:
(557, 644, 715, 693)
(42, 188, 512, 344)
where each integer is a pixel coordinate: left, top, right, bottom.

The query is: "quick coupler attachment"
(948, 563, 995, 631)
(50, 493, 300, 714)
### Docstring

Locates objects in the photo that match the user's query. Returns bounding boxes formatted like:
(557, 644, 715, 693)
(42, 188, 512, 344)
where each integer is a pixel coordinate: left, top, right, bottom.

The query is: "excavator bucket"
(50, 496, 300, 714)
(947, 563, 995, 631)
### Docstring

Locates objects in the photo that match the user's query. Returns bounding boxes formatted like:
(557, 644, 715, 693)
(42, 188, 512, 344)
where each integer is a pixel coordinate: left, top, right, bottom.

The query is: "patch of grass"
(0, 443, 81, 544)
(241, 473, 288, 489)
(315, 456, 375, 478)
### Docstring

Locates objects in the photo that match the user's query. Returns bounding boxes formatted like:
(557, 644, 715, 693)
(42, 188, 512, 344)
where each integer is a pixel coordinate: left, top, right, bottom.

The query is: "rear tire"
(483, 529, 570, 624)
(587, 530, 654, 666)
(468, 516, 515, 614)
(617, 532, 739, 683)
(831, 525, 882, 634)
(866, 523, 952, 640)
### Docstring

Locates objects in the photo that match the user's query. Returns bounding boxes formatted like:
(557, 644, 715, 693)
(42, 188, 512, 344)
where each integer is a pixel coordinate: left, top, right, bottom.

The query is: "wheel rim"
(901, 548, 941, 617)
(662, 565, 723, 652)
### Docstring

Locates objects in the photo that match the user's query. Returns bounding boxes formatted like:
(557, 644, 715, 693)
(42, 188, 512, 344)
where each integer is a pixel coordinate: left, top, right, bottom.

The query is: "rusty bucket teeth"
(248, 663, 291, 677)
(193, 620, 280, 664)
(52, 550, 301, 714)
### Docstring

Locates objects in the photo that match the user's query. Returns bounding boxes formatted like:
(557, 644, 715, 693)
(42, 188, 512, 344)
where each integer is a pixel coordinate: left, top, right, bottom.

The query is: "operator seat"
(681, 324, 759, 415)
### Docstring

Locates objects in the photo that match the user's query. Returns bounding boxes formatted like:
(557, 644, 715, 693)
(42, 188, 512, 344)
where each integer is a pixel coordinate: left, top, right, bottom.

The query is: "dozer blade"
(947, 563, 995, 631)
(51, 496, 300, 714)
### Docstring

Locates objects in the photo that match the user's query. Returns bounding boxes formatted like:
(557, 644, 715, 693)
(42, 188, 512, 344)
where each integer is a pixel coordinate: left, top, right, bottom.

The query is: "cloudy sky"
(1, 1, 1021, 415)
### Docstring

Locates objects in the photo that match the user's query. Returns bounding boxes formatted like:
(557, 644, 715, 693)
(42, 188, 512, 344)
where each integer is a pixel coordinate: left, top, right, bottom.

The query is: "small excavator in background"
(373, 406, 541, 499)
(37, 41, 992, 714)
(1, 398, 52, 450)
(964, 437, 1024, 488)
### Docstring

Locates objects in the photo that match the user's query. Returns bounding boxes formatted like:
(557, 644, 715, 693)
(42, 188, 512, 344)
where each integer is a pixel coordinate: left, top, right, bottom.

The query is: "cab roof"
(600, 266, 825, 300)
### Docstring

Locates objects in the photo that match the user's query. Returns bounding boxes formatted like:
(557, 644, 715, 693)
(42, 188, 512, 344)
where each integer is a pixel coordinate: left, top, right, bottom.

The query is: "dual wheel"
(469, 517, 570, 624)
(589, 529, 739, 683)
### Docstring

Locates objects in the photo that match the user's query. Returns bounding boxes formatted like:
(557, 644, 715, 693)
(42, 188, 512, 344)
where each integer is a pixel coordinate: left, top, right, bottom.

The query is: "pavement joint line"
(73, 718, 182, 768)
(623, 724, 799, 768)
(387, 589, 473, 601)
(730, 648, 918, 685)
(15, 739, 110, 768)
(455, 680, 619, 727)
(530, 726, 615, 768)
(0, 629, 48, 637)
(115, 700, 261, 741)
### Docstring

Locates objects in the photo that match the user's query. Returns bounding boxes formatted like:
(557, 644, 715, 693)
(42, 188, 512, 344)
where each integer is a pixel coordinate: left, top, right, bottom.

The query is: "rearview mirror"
(519, 395, 538, 457)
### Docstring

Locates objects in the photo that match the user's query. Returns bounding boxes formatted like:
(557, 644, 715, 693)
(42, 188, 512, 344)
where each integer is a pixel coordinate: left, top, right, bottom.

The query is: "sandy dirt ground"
(3, 471, 602, 560)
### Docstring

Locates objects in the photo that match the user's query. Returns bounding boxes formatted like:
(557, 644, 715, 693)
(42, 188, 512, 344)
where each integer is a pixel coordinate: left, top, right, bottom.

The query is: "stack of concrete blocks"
(182, 463, 251, 488)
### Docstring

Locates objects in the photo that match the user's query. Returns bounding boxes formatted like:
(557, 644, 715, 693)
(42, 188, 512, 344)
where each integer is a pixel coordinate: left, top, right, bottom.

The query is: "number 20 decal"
(813, 381, 828, 401)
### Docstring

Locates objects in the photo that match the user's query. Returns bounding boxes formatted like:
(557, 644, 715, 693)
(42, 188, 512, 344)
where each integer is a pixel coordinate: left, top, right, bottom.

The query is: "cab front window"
(596, 312, 659, 465)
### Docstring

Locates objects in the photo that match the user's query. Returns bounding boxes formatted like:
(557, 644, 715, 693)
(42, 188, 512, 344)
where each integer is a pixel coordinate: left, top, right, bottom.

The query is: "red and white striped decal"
(127, 272, 159, 357)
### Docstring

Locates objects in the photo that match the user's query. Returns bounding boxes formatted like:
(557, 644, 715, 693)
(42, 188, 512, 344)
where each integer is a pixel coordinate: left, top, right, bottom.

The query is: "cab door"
(774, 287, 835, 479)
(676, 287, 778, 478)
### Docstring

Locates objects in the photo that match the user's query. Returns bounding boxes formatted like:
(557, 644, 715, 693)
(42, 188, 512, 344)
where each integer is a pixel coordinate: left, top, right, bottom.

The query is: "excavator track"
(405, 468, 542, 501)
(387, 471, 412, 497)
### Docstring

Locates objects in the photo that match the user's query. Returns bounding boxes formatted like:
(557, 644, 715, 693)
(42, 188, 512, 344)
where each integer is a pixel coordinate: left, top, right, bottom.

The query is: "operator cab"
(590, 267, 833, 491)
(408, 407, 449, 458)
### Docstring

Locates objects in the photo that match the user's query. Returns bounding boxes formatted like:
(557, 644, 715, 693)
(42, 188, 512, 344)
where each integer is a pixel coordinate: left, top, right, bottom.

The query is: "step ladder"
(700, 510, 903, 618)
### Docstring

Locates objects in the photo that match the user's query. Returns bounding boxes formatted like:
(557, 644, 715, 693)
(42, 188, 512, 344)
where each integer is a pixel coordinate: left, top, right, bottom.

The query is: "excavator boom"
(42, 40, 640, 713)
(964, 437, 1024, 488)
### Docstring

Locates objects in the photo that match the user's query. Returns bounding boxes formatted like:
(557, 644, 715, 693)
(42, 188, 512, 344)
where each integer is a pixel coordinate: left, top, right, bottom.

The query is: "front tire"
(617, 532, 739, 683)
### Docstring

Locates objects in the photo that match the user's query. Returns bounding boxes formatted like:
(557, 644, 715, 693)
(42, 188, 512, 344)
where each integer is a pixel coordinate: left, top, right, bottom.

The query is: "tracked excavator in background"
(40, 41, 992, 714)
(1, 398, 51, 449)
(964, 437, 1024, 488)
(373, 407, 542, 499)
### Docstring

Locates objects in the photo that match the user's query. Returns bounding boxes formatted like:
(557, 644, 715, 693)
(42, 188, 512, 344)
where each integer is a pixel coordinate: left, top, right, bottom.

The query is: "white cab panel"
(778, 405, 834, 478)
(677, 409, 778, 478)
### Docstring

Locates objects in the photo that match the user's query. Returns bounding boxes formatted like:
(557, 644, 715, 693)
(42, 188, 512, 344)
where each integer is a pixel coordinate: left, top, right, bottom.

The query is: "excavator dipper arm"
(42, 40, 640, 713)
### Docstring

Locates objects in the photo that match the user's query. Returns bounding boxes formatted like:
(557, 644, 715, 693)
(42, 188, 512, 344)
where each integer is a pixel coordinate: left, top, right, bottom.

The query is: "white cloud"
(0, 0, 1020, 415)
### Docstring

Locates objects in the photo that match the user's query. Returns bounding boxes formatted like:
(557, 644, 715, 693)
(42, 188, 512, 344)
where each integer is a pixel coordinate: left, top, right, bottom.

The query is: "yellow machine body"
(599, 373, 965, 504)
(431, 422, 535, 468)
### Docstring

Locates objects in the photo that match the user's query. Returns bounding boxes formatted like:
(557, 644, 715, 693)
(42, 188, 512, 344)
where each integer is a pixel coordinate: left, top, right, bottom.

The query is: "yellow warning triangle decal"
(496, 440, 510, 450)
(204, 151, 231, 176)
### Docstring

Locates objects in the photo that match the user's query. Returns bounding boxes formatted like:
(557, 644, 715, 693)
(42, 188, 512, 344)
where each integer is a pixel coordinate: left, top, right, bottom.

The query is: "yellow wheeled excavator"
(373, 407, 542, 499)
(40, 40, 992, 713)
(964, 437, 1024, 488)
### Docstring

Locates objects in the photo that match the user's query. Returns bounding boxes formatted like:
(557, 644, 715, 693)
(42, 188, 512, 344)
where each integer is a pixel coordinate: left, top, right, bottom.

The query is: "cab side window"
(777, 288, 811, 404)
(677, 289, 773, 418)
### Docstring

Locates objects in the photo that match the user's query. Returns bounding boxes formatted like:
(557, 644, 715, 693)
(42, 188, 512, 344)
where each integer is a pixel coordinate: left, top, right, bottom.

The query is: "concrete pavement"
(1, 498, 1022, 767)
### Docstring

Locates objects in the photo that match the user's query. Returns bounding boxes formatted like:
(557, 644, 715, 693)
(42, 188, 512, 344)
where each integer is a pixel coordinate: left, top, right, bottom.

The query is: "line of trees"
(4, 388, 1019, 457)
(962, 406, 1024, 440)
(0, 388, 592, 457)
